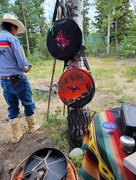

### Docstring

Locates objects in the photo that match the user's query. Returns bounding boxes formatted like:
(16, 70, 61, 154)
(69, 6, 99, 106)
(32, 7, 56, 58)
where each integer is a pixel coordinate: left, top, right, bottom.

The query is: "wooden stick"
(25, 154, 65, 179)
(63, 104, 66, 116)
(25, 150, 52, 176)
(32, 155, 43, 161)
(24, 164, 47, 176)
(46, 58, 57, 121)
(32, 150, 52, 171)
(42, 170, 48, 179)
(47, 157, 65, 166)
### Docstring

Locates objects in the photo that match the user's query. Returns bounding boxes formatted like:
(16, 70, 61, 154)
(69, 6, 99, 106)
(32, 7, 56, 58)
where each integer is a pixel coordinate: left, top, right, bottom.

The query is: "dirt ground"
(0, 57, 136, 180)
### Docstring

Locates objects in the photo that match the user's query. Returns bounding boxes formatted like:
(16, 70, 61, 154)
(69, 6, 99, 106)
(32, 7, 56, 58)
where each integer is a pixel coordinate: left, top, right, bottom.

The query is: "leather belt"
(0, 74, 24, 80)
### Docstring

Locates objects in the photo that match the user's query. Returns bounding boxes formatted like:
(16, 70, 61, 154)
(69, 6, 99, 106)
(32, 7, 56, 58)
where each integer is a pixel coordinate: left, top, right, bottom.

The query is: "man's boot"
(9, 118, 23, 143)
(26, 114, 40, 133)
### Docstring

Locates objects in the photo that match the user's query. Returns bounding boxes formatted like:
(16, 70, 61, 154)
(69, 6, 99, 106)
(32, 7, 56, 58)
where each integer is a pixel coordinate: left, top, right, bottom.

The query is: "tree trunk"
(21, 1, 30, 54)
(66, 0, 92, 147)
(67, 106, 92, 147)
(107, 14, 110, 56)
(115, 17, 120, 53)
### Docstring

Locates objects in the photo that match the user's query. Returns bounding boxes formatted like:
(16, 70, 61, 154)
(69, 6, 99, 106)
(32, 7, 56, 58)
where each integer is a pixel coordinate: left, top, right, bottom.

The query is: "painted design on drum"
(54, 30, 71, 51)
(58, 69, 94, 106)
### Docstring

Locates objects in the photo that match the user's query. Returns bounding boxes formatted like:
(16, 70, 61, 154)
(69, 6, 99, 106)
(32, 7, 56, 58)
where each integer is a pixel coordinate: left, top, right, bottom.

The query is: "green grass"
(32, 89, 48, 101)
(116, 95, 134, 103)
(126, 65, 136, 77)
(28, 59, 64, 82)
(93, 67, 117, 79)
(42, 107, 70, 151)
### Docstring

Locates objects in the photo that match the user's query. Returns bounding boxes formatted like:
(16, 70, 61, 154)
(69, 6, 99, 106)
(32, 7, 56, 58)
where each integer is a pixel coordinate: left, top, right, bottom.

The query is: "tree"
(65, 0, 93, 147)
(120, 12, 136, 57)
(0, 0, 53, 60)
(83, 0, 90, 37)
(0, 1, 11, 15)
(11, 0, 48, 54)
(93, 0, 134, 54)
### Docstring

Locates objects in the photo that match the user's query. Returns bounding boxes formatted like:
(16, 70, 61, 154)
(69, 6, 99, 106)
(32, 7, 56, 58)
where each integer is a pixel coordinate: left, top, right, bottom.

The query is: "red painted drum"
(58, 68, 95, 108)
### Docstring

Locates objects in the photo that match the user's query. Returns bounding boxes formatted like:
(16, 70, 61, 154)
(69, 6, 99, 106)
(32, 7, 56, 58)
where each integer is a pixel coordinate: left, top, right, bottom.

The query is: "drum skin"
(58, 68, 95, 108)
(23, 148, 68, 180)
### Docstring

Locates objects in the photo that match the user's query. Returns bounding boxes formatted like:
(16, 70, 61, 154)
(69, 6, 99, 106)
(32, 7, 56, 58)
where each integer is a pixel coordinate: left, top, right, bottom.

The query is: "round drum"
(11, 156, 78, 180)
(58, 68, 95, 108)
(46, 18, 82, 61)
(23, 148, 68, 180)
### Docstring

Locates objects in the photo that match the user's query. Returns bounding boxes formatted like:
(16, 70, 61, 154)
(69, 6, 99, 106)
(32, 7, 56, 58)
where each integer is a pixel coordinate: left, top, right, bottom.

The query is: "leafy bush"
(120, 36, 136, 58)
(85, 33, 107, 57)
(28, 36, 52, 62)
(70, 154, 84, 174)
(28, 51, 43, 62)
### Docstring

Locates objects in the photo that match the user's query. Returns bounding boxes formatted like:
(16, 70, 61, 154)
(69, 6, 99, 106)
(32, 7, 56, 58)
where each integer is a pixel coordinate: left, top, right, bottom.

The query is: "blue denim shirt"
(0, 30, 29, 76)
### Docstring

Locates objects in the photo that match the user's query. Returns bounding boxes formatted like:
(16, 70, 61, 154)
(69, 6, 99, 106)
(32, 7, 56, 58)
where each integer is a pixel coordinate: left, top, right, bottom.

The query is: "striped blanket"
(80, 108, 136, 180)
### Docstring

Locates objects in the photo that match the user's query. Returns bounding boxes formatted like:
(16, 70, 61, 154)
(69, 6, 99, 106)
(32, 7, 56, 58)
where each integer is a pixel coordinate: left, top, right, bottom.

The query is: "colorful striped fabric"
(0, 40, 12, 48)
(80, 108, 136, 180)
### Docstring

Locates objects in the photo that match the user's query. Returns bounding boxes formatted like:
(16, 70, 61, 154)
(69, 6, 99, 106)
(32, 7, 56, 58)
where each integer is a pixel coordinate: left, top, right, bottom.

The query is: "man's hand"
(24, 65, 32, 73)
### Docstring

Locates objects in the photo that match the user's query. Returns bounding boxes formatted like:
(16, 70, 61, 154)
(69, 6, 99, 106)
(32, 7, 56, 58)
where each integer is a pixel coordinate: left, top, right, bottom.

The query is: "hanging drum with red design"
(58, 68, 95, 108)
(46, 18, 82, 61)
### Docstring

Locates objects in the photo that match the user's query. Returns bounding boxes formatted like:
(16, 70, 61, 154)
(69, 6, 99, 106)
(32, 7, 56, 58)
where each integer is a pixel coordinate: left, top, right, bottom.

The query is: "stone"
(57, 115, 66, 121)
(35, 86, 50, 93)
(69, 148, 83, 158)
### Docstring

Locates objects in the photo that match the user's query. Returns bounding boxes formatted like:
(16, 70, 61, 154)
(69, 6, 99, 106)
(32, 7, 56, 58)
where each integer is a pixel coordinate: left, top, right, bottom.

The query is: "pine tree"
(83, 0, 90, 37)
(93, 0, 134, 54)
(11, 0, 48, 54)
(0, 1, 11, 15)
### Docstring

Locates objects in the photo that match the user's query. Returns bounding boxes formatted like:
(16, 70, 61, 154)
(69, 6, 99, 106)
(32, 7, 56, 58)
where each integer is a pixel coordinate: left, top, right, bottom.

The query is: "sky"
(44, 0, 96, 21)
(9, 0, 96, 22)
(44, 0, 135, 21)
(10, 0, 135, 22)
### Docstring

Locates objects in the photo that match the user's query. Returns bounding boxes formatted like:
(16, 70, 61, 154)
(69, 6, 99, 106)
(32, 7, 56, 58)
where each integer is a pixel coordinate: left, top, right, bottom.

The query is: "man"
(0, 13, 40, 143)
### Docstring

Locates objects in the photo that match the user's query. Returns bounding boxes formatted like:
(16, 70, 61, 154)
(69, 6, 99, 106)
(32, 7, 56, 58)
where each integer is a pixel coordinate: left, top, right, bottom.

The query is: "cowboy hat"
(0, 13, 25, 34)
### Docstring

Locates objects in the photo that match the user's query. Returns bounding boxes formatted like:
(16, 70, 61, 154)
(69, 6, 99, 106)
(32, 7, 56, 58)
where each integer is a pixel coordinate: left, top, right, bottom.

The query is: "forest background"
(0, 0, 136, 60)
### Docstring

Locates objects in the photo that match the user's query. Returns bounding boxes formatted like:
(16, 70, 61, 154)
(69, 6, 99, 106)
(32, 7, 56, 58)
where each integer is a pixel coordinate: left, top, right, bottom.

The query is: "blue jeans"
(1, 76, 35, 119)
